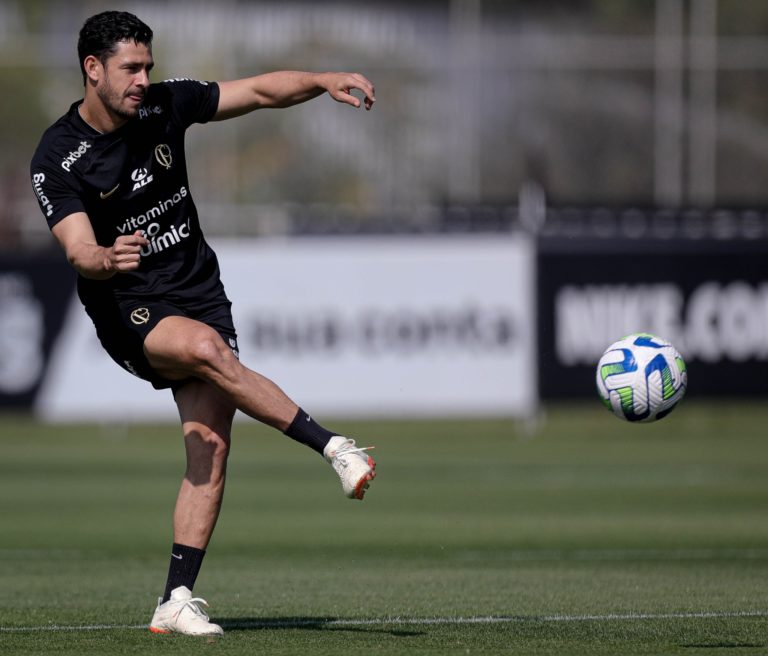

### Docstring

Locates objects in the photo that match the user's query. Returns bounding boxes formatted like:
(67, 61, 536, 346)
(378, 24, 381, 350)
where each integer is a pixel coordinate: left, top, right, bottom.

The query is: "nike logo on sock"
(171, 553, 183, 560)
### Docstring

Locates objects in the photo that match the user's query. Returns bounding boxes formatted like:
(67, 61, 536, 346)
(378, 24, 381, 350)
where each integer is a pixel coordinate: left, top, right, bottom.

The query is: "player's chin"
(116, 104, 141, 120)
(123, 96, 144, 114)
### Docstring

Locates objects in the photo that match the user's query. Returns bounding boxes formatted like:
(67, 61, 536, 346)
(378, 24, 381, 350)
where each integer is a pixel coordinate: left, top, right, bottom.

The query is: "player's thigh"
(143, 315, 234, 377)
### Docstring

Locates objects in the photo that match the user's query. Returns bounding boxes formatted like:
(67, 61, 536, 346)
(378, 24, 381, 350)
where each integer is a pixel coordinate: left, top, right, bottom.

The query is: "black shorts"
(83, 294, 239, 391)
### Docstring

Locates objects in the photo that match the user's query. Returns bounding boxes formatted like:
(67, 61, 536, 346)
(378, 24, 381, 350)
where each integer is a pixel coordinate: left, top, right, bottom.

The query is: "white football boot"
(323, 435, 376, 500)
(149, 586, 223, 636)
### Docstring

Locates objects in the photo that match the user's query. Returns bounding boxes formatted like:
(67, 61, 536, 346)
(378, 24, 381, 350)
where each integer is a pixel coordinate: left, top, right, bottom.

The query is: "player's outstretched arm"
(52, 212, 149, 280)
(214, 71, 375, 120)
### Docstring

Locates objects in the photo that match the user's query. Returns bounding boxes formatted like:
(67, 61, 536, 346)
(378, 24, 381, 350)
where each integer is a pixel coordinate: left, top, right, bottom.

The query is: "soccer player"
(30, 10, 376, 637)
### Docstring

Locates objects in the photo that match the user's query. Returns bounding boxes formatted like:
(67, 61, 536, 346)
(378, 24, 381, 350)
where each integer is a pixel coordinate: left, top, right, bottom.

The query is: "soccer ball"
(596, 333, 687, 422)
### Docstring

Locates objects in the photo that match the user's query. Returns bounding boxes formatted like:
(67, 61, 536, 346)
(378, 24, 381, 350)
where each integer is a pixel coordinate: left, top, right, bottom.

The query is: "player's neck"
(78, 94, 128, 134)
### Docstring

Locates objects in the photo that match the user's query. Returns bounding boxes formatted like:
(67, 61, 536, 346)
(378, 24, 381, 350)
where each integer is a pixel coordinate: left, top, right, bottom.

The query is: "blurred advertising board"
(0, 253, 75, 409)
(538, 230, 768, 399)
(35, 235, 536, 421)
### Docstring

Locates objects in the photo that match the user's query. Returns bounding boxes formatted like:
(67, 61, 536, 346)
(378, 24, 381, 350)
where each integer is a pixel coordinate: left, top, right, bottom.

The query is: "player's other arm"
(51, 212, 149, 280)
(213, 71, 375, 120)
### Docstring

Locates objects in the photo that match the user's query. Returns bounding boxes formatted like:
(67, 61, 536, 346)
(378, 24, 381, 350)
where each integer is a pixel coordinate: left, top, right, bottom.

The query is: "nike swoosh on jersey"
(100, 184, 120, 199)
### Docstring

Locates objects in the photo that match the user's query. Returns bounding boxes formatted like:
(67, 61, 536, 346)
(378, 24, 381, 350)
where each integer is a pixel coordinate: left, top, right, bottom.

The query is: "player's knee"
(186, 330, 237, 376)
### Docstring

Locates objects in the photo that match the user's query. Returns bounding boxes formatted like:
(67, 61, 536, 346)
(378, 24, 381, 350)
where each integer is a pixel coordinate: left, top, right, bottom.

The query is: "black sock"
(161, 543, 206, 603)
(283, 408, 335, 455)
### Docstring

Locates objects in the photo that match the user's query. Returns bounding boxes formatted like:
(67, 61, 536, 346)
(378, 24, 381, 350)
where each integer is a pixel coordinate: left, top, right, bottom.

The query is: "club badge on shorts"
(130, 307, 150, 325)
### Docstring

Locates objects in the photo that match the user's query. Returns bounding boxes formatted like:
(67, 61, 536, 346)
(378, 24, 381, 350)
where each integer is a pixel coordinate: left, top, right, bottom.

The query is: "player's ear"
(83, 55, 102, 85)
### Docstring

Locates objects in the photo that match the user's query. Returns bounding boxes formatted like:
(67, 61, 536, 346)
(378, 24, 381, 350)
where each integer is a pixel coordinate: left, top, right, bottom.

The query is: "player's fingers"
(114, 241, 141, 256)
(115, 233, 148, 251)
(351, 73, 375, 96)
(330, 87, 360, 107)
(114, 252, 141, 271)
(349, 73, 375, 109)
(329, 73, 375, 109)
(332, 87, 373, 110)
(130, 229, 149, 246)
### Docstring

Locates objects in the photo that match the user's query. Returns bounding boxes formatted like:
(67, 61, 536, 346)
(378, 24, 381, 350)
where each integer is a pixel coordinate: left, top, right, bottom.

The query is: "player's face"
(97, 40, 154, 120)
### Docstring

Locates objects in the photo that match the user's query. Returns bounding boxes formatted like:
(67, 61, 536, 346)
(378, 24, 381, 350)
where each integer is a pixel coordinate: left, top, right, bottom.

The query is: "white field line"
(455, 547, 768, 562)
(1, 610, 767, 633)
(5, 547, 768, 562)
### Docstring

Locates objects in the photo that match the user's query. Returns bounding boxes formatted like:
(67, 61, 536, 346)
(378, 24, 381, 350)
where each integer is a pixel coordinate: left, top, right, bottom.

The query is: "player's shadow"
(218, 616, 424, 637)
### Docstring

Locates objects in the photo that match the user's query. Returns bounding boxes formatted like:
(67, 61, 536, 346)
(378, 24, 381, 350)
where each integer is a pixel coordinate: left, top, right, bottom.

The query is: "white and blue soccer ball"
(596, 333, 687, 423)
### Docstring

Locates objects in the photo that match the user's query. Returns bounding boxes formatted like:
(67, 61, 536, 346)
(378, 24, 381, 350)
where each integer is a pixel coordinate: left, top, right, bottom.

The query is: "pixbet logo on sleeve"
(60, 140, 91, 172)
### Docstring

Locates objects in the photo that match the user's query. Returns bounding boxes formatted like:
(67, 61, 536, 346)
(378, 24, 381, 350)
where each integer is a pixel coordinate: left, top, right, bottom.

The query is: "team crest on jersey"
(131, 167, 154, 191)
(154, 144, 172, 170)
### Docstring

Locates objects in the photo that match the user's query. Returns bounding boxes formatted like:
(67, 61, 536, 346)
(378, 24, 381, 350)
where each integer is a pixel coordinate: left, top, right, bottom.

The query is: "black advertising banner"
(0, 252, 76, 408)
(538, 236, 768, 399)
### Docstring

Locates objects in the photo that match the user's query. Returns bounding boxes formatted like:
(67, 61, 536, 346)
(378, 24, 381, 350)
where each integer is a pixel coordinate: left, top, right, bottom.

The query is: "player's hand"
(107, 230, 148, 273)
(323, 72, 376, 110)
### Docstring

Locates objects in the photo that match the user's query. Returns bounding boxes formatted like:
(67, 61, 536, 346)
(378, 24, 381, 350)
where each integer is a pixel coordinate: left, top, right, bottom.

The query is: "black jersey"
(30, 79, 225, 310)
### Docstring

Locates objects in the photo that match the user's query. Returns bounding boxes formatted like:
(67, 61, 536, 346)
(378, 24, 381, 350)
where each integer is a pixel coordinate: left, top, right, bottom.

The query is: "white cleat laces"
(149, 585, 223, 636)
(323, 436, 376, 500)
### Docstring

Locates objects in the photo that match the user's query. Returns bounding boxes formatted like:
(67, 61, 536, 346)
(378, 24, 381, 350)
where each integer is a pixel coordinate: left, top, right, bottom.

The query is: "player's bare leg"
(147, 315, 376, 636)
(144, 315, 376, 498)
(144, 316, 298, 429)
(150, 380, 233, 636)
(173, 379, 235, 548)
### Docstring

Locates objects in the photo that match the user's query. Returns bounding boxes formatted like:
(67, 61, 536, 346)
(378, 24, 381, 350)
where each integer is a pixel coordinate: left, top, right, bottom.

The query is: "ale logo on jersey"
(131, 167, 154, 191)
(130, 308, 150, 325)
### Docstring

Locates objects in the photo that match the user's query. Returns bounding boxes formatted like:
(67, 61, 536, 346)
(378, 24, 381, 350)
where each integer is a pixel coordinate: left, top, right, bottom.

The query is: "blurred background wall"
(1, 0, 766, 416)
(6, 0, 768, 245)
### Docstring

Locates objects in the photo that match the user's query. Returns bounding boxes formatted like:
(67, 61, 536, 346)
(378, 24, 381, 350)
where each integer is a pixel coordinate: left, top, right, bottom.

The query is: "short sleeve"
(29, 160, 86, 230)
(162, 79, 221, 129)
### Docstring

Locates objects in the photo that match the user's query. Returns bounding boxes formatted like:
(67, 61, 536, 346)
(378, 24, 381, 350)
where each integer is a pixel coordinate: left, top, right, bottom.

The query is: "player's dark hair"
(77, 11, 153, 84)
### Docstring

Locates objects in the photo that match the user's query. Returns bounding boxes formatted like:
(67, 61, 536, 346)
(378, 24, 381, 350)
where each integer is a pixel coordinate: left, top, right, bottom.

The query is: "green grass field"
(1, 402, 767, 655)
